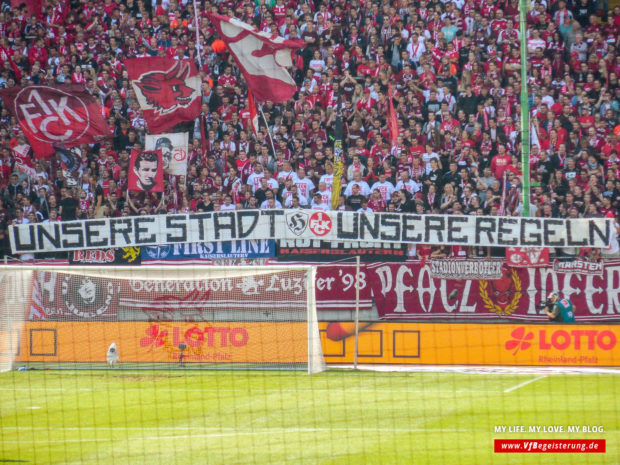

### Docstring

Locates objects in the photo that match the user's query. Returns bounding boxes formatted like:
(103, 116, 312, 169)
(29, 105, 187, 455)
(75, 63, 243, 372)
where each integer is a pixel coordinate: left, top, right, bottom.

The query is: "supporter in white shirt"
(260, 191, 283, 209)
(311, 193, 330, 210)
(294, 167, 315, 201)
(343, 171, 371, 196)
(246, 163, 265, 193)
(372, 173, 395, 202)
(277, 161, 297, 183)
(219, 195, 237, 211)
(315, 182, 331, 206)
(422, 146, 441, 173)
(406, 34, 426, 63)
(284, 185, 308, 206)
(395, 170, 421, 195)
(357, 198, 373, 212)
(319, 163, 336, 193)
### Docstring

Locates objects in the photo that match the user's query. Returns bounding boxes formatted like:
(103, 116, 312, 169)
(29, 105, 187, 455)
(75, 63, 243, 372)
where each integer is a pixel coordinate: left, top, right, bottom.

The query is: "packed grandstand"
(0, 0, 618, 260)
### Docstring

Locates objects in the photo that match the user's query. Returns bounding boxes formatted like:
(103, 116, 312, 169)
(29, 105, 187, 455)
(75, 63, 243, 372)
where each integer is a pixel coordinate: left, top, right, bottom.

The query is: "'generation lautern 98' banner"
(9, 210, 612, 253)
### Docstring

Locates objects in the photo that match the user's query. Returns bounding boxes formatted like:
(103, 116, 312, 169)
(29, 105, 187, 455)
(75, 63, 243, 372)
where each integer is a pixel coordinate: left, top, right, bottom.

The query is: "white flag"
(145, 133, 189, 176)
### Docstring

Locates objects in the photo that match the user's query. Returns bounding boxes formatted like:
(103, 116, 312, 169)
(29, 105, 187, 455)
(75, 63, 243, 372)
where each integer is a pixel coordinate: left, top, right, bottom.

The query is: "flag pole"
(259, 104, 277, 156)
(192, 0, 203, 68)
(519, 0, 530, 217)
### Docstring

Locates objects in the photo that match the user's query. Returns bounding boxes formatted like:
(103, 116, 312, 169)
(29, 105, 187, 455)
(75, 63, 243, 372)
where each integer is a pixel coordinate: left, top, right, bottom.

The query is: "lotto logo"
(309, 211, 332, 236)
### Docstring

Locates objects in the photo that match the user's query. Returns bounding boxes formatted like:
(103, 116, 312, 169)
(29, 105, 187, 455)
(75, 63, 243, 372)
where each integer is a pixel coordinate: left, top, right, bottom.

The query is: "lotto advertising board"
(15, 321, 307, 364)
(10, 322, 619, 367)
(320, 323, 620, 367)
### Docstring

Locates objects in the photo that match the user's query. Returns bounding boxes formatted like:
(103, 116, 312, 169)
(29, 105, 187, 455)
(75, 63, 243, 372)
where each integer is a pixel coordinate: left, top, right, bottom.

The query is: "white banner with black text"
(9, 210, 613, 253)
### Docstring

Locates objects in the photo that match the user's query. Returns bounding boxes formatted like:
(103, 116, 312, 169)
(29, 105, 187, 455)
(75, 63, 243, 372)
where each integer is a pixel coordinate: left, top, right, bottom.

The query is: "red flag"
(506, 247, 550, 267)
(387, 84, 399, 148)
(128, 149, 164, 192)
(0, 85, 112, 159)
(207, 13, 304, 103)
(248, 90, 259, 136)
(11, 144, 36, 177)
(124, 58, 201, 134)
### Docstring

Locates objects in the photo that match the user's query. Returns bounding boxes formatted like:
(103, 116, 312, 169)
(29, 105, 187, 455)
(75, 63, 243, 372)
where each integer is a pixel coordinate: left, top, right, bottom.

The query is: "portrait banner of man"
(129, 149, 164, 192)
(145, 133, 188, 176)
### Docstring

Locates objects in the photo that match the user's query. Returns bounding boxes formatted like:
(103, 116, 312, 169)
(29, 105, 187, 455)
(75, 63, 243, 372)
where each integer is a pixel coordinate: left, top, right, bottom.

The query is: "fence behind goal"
(0, 266, 326, 374)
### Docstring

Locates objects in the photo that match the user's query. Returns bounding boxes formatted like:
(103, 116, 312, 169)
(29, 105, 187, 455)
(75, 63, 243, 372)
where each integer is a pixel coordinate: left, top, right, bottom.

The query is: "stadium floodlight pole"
(354, 255, 360, 370)
(519, 0, 531, 217)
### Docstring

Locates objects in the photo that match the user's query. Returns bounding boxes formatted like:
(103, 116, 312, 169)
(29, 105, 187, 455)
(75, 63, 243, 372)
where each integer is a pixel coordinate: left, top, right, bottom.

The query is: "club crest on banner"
(286, 211, 309, 236)
(0, 84, 112, 157)
(479, 269, 522, 316)
(309, 211, 332, 236)
(13, 86, 91, 144)
(61, 275, 118, 318)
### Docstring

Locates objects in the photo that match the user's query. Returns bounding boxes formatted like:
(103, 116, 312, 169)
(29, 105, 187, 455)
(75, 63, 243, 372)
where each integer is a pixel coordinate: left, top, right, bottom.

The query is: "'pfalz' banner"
(367, 260, 620, 321)
(9, 211, 612, 253)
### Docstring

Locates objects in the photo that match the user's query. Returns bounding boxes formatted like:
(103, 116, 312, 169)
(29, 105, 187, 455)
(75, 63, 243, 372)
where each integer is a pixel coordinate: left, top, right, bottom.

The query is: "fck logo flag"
(207, 13, 304, 103)
(125, 58, 201, 134)
(0, 85, 112, 159)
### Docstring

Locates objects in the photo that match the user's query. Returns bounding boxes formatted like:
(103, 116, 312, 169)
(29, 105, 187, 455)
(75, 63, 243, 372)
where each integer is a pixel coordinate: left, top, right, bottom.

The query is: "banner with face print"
(145, 133, 188, 176)
(128, 149, 164, 192)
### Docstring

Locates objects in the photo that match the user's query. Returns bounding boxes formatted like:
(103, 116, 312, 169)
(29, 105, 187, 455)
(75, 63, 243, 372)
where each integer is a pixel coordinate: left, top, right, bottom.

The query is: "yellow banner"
(320, 323, 620, 366)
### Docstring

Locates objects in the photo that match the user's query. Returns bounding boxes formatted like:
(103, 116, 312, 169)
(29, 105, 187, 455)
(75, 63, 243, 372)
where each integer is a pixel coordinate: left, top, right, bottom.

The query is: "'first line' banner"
(9, 210, 613, 253)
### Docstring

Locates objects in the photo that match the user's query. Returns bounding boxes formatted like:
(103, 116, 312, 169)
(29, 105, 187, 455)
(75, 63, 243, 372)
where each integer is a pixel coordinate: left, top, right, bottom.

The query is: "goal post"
(0, 265, 326, 374)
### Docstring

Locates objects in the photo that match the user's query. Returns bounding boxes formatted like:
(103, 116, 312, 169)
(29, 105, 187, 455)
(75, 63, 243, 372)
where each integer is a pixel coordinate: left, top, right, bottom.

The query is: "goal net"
(0, 265, 326, 374)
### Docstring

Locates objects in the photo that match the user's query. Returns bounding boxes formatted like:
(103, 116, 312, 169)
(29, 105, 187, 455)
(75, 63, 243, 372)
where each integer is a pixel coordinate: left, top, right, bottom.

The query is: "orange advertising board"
(11, 322, 308, 364)
(6, 322, 620, 367)
(320, 322, 620, 366)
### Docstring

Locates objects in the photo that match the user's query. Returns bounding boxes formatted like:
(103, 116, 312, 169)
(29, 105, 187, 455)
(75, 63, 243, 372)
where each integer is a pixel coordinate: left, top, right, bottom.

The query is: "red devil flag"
(247, 90, 259, 136)
(387, 84, 399, 148)
(129, 149, 164, 192)
(207, 13, 304, 103)
(124, 58, 201, 134)
(0, 85, 112, 159)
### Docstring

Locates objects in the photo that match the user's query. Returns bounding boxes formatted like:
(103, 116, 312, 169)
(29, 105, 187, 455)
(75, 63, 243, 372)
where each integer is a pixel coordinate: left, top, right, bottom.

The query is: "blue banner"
(142, 240, 275, 260)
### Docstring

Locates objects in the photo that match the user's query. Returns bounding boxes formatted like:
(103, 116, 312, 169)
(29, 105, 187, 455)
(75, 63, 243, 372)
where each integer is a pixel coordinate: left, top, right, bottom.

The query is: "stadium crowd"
(0, 0, 618, 259)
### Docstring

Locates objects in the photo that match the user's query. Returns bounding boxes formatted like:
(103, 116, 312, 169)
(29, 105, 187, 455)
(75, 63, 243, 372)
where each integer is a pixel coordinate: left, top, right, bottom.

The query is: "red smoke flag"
(388, 84, 399, 148)
(207, 13, 304, 103)
(128, 149, 164, 192)
(0, 85, 112, 159)
(247, 90, 259, 136)
(124, 58, 201, 134)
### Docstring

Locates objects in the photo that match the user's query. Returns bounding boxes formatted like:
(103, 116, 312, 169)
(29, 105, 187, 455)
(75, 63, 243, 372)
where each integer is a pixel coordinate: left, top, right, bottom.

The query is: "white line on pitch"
(504, 375, 547, 393)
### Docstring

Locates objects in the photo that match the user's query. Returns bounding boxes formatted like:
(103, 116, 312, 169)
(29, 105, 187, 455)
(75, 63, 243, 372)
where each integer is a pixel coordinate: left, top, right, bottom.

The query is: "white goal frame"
(0, 265, 326, 374)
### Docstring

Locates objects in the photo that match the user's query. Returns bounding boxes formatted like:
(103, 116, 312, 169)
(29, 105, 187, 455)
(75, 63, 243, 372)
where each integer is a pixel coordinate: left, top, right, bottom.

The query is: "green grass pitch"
(0, 369, 618, 465)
